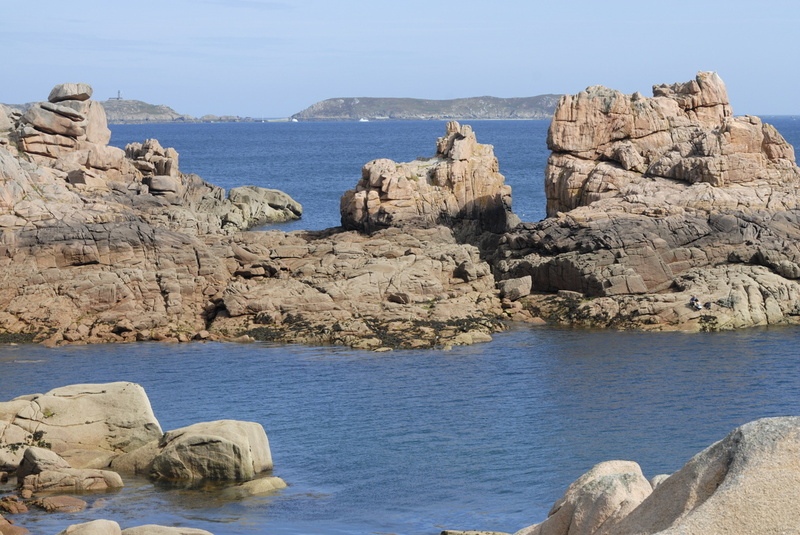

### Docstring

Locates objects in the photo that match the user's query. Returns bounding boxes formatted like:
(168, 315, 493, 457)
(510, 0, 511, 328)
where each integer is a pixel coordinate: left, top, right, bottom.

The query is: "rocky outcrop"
(495, 72, 800, 331)
(341, 121, 518, 234)
(511, 417, 800, 535)
(0, 85, 504, 348)
(210, 225, 502, 349)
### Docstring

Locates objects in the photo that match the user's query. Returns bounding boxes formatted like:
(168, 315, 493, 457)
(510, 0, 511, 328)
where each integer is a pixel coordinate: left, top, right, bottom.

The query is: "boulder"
(121, 526, 214, 535)
(218, 475, 288, 499)
(48, 83, 93, 103)
(0, 382, 162, 467)
(0, 496, 27, 515)
(228, 185, 303, 224)
(498, 276, 532, 301)
(55, 521, 213, 535)
(514, 461, 652, 535)
(56, 520, 121, 535)
(0, 521, 30, 535)
(150, 420, 273, 482)
(16, 446, 70, 481)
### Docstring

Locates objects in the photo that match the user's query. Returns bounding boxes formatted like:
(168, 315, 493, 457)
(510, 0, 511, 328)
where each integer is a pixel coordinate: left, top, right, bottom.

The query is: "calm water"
(2, 326, 800, 534)
(107, 120, 552, 230)
(1, 119, 800, 534)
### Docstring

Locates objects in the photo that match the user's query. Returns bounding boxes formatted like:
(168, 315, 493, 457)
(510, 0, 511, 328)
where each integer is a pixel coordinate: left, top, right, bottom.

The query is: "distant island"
(3, 94, 562, 124)
(290, 95, 561, 121)
(102, 99, 259, 124)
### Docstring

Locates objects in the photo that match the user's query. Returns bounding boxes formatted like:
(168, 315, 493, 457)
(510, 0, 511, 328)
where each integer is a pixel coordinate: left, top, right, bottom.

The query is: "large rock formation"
(0, 85, 502, 348)
(495, 72, 800, 331)
(341, 121, 518, 234)
(512, 417, 800, 535)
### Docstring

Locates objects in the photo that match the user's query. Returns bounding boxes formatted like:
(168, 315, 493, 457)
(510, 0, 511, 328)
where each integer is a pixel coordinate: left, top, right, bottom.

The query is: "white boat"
(359, 118, 369, 122)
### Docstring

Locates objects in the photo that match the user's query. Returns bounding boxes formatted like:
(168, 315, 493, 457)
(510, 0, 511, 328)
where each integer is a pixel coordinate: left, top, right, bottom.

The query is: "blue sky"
(3, 0, 799, 117)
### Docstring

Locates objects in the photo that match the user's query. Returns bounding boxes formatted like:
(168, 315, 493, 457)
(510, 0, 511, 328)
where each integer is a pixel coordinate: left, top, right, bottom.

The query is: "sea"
(2, 118, 800, 535)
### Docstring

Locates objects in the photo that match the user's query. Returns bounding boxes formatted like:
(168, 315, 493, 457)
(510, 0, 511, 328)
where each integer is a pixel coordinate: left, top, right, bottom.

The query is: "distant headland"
(289, 95, 562, 121)
(5, 94, 563, 124)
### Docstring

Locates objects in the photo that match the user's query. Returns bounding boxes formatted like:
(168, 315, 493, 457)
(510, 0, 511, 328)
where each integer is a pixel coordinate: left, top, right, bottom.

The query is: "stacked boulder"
(14, 83, 132, 187)
(341, 120, 519, 234)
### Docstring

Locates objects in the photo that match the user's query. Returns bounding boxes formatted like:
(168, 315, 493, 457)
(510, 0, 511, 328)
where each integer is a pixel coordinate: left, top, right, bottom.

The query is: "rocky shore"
(3, 72, 800, 347)
(0, 86, 523, 348)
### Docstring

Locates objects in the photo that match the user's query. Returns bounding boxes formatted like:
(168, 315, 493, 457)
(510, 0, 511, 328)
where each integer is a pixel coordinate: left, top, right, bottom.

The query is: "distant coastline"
(4, 94, 563, 124)
(290, 95, 562, 121)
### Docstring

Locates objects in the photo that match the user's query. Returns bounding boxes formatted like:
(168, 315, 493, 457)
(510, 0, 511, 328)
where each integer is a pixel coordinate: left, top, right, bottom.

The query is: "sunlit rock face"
(341, 120, 518, 234)
(495, 72, 800, 333)
(545, 71, 798, 216)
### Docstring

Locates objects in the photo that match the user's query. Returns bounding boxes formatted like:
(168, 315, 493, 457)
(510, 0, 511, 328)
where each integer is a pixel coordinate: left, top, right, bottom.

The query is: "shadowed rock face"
(495, 72, 800, 332)
(341, 121, 519, 234)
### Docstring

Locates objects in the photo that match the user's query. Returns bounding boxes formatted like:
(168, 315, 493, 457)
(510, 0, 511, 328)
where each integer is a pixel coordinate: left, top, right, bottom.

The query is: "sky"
(3, 0, 799, 118)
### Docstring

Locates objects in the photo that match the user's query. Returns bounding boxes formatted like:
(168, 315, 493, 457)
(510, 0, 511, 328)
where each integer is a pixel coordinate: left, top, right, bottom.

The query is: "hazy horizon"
(4, 0, 799, 118)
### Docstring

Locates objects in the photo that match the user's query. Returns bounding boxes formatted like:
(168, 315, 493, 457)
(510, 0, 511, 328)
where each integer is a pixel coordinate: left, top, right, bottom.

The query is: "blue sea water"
(2, 118, 800, 534)
(107, 120, 552, 230)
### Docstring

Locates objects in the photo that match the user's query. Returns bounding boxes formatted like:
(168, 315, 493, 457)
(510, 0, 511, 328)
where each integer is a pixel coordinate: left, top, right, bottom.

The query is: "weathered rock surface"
(21, 466, 123, 493)
(495, 72, 800, 331)
(0, 85, 502, 349)
(341, 120, 518, 233)
(143, 420, 273, 482)
(510, 417, 800, 535)
(0, 382, 162, 463)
